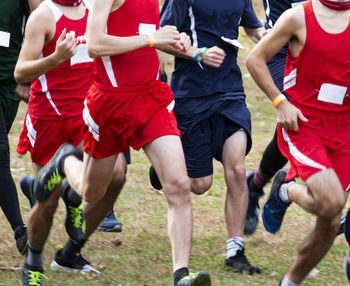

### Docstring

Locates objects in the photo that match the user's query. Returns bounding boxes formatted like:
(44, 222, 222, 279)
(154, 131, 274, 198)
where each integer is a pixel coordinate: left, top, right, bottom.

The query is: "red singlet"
(29, 0, 94, 120)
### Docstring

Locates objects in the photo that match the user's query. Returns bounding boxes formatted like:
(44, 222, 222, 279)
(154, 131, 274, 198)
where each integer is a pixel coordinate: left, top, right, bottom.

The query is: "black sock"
(26, 242, 43, 268)
(174, 267, 189, 286)
(0, 106, 24, 231)
(251, 128, 288, 192)
(61, 238, 87, 257)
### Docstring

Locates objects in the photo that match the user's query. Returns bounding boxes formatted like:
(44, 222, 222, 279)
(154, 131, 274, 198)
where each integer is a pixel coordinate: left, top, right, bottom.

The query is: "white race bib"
(70, 44, 93, 66)
(138, 23, 156, 35)
(0, 31, 10, 48)
(221, 36, 245, 49)
(317, 83, 347, 105)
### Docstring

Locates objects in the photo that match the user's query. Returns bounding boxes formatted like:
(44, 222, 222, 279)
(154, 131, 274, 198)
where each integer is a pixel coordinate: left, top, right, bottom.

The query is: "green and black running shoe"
(177, 271, 211, 286)
(61, 180, 85, 241)
(34, 143, 77, 202)
(21, 264, 48, 286)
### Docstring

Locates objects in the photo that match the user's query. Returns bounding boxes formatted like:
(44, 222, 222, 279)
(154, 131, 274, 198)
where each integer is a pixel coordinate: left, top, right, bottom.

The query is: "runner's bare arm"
(160, 31, 226, 68)
(14, 6, 77, 83)
(86, 0, 182, 57)
(246, 7, 307, 131)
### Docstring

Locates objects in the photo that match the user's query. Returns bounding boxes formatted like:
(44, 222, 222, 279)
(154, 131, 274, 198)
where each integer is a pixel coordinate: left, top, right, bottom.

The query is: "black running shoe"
(224, 249, 261, 275)
(61, 180, 85, 241)
(177, 271, 211, 286)
(20, 176, 36, 208)
(21, 263, 48, 286)
(34, 143, 77, 202)
(149, 165, 162, 190)
(14, 225, 27, 255)
(50, 249, 100, 275)
(244, 171, 264, 235)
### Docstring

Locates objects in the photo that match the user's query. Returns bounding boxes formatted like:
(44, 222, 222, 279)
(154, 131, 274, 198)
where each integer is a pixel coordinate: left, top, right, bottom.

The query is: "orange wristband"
(148, 34, 155, 47)
(273, 94, 286, 107)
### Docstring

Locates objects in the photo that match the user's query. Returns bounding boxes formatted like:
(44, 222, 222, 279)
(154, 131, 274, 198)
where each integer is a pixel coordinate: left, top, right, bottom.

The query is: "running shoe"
(20, 176, 36, 208)
(14, 224, 27, 255)
(177, 271, 211, 286)
(224, 249, 261, 274)
(21, 264, 48, 286)
(97, 210, 122, 232)
(262, 169, 290, 234)
(34, 143, 77, 202)
(149, 165, 162, 190)
(244, 171, 264, 235)
(61, 180, 85, 241)
(50, 249, 100, 275)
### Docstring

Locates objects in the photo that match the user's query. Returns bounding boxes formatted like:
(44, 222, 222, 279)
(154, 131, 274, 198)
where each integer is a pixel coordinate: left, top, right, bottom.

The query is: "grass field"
(0, 0, 349, 285)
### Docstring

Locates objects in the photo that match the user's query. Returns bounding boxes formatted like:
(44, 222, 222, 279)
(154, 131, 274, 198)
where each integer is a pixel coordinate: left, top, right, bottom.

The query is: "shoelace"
(28, 270, 49, 285)
(68, 204, 85, 232)
(45, 169, 62, 192)
(180, 272, 195, 281)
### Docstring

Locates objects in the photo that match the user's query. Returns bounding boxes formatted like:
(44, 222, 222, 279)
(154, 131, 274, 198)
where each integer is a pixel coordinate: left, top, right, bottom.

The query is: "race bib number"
(317, 83, 347, 105)
(139, 23, 156, 35)
(0, 31, 10, 48)
(70, 44, 93, 66)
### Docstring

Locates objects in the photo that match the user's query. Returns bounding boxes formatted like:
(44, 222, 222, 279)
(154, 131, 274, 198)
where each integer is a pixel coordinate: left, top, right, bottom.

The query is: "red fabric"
(52, 0, 82, 6)
(283, 0, 350, 114)
(319, 0, 350, 10)
(277, 112, 350, 191)
(29, 4, 93, 119)
(94, 0, 161, 88)
(82, 81, 180, 159)
(17, 114, 84, 165)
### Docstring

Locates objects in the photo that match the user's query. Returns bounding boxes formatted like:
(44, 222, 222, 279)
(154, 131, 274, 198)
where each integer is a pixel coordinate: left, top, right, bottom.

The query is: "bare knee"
(37, 197, 59, 217)
(164, 175, 191, 207)
(82, 183, 107, 203)
(190, 177, 212, 195)
(316, 193, 345, 220)
(226, 163, 246, 185)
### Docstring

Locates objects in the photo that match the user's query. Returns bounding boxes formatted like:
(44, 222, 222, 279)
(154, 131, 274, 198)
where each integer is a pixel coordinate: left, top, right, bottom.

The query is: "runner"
(246, 0, 350, 284)
(34, 0, 210, 285)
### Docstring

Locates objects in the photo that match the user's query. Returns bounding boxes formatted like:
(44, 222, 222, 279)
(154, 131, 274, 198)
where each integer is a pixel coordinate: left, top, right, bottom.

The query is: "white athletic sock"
(279, 181, 295, 203)
(226, 237, 244, 259)
(280, 275, 299, 286)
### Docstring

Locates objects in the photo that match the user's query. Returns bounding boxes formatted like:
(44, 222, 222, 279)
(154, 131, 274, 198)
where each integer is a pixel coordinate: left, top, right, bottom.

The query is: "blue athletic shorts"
(175, 99, 251, 178)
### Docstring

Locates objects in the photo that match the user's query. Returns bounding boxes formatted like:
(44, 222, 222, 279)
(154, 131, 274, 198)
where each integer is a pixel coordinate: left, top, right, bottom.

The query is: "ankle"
(226, 237, 244, 258)
(173, 267, 189, 286)
(278, 181, 295, 204)
(26, 242, 43, 268)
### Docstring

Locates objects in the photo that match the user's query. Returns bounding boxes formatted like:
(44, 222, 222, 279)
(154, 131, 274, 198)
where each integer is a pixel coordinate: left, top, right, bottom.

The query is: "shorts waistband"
(94, 80, 163, 93)
(292, 100, 350, 118)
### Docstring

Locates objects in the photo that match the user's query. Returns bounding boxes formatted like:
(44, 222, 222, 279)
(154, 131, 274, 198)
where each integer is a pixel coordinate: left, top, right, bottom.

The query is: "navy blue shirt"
(160, 0, 262, 110)
(263, 0, 305, 55)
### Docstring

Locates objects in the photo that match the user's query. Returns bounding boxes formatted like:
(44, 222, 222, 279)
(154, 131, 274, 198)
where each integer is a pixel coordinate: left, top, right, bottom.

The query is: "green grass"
(0, 0, 349, 285)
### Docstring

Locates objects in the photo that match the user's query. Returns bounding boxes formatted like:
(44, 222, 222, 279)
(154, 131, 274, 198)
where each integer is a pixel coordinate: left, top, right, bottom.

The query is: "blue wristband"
(193, 48, 202, 61)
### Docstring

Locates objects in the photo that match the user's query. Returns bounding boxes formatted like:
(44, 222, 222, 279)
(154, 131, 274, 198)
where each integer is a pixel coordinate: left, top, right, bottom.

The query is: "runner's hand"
(176, 32, 191, 52)
(202, 46, 226, 68)
(15, 84, 30, 103)
(54, 29, 78, 63)
(276, 100, 308, 132)
(152, 26, 180, 48)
